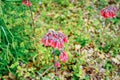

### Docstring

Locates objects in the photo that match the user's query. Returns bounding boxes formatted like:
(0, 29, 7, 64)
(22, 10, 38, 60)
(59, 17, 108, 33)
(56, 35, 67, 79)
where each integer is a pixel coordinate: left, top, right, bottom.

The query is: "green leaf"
(10, 61, 19, 68)
(4, 0, 21, 1)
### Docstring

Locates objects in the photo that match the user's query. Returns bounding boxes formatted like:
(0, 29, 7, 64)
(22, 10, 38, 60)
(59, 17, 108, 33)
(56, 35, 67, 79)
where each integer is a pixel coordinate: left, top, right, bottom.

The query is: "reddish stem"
(52, 49, 57, 75)
(29, 6, 34, 29)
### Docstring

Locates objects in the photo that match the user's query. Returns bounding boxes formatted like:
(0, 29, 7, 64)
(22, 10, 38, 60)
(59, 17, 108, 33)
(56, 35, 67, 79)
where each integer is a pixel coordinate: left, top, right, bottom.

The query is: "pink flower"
(63, 37, 69, 43)
(59, 51, 68, 62)
(55, 62, 61, 68)
(41, 36, 49, 46)
(22, 0, 32, 7)
(58, 32, 69, 43)
(100, 6, 118, 18)
(41, 30, 68, 49)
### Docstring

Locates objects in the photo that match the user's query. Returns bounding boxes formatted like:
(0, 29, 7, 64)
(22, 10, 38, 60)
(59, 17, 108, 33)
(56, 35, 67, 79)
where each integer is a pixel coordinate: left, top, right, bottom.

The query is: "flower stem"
(52, 49, 57, 74)
(29, 6, 35, 38)
(29, 6, 34, 28)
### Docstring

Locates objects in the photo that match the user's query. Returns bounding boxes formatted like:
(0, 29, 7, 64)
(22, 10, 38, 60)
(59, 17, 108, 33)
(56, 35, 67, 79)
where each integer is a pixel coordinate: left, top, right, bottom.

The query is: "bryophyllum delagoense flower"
(41, 30, 68, 49)
(55, 62, 61, 68)
(22, 0, 32, 7)
(59, 51, 68, 62)
(100, 6, 118, 18)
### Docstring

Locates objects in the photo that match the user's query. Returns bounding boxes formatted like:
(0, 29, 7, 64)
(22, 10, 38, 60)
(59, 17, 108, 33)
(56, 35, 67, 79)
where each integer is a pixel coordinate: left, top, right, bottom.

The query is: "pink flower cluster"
(59, 51, 68, 62)
(41, 30, 68, 49)
(41, 30, 69, 68)
(100, 6, 118, 18)
(22, 0, 32, 7)
(55, 51, 68, 67)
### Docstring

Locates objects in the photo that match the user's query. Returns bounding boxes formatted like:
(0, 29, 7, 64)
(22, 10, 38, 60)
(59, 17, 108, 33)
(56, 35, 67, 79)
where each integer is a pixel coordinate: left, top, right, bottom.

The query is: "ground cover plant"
(0, 0, 120, 80)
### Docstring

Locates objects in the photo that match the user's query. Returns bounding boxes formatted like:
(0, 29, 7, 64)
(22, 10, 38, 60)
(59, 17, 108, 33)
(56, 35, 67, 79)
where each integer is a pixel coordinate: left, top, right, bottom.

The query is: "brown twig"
(39, 65, 54, 78)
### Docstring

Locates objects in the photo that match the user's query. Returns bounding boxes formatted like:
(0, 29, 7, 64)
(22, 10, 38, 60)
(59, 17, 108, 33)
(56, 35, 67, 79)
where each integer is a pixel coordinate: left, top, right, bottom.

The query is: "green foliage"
(0, 1, 36, 78)
(54, 49, 61, 56)
(75, 36, 89, 47)
(54, 0, 70, 6)
(105, 61, 113, 71)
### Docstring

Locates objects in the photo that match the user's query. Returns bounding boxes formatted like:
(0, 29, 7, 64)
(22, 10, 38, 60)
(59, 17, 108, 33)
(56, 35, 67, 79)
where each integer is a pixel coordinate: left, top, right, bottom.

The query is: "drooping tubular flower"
(55, 62, 61, 68)
(22, 0, 32, 7)
(100, 6, 118, 18)
(41, 30, 68, 49)
(59, 51, 68, 62)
